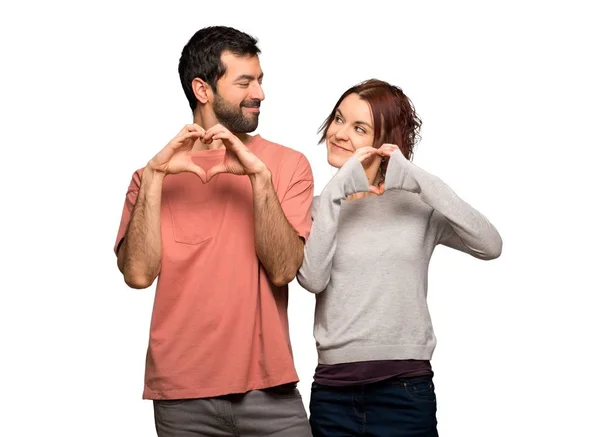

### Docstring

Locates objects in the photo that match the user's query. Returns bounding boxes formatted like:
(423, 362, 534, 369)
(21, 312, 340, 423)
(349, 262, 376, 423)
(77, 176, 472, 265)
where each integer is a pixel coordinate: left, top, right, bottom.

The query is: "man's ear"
(192, 78, 213, 104)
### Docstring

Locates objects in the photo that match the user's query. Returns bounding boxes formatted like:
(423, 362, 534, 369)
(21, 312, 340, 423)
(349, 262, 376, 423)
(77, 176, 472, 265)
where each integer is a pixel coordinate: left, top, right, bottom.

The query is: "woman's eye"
(356, 126, 366, 134)
(335, 115, 343, 123)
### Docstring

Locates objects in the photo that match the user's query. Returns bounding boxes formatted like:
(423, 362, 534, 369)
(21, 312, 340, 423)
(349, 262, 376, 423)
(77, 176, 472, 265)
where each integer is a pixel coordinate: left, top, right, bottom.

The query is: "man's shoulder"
(252, 135, 313, 181)
(121, 166, 146, 189)
(252, 135, 308, 163)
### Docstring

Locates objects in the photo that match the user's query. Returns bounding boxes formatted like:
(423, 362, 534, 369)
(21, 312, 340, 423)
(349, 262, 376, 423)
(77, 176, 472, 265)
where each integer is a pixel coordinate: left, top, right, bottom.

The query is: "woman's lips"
(330, 142, 351, 152)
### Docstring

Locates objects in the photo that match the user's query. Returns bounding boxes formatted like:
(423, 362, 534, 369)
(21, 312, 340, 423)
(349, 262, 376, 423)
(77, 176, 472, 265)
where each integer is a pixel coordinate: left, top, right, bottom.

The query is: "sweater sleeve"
(296, 156, 370, 293)
(385, 149, 503, 260)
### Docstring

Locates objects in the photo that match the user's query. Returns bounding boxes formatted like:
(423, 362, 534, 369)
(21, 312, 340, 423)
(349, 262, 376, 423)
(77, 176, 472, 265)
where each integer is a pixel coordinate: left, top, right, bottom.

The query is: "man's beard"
(213, 94, 260, 133)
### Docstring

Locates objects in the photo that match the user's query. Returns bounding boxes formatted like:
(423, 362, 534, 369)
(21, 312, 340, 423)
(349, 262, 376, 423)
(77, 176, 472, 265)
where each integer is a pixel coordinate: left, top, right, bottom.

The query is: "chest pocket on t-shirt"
(168, 200, 215, 245)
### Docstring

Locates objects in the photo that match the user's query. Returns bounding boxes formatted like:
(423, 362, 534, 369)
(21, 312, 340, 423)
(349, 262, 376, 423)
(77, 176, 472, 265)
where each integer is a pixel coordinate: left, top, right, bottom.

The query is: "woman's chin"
(327, 155, 345, 169)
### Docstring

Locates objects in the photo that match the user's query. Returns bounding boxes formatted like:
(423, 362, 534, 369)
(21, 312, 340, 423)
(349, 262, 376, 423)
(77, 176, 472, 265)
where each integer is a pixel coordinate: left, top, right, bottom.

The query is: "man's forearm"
(118, 166, 165, 289)
(250, 170, 304, 287)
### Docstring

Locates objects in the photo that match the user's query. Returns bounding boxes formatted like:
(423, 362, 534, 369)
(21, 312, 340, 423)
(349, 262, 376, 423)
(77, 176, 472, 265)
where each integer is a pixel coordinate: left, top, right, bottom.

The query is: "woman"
(297, 79, 502, 437)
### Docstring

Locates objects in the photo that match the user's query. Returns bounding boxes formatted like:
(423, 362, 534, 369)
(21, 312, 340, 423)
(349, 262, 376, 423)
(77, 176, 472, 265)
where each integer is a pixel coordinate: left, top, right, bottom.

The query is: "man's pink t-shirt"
(114, 135, 314, 400)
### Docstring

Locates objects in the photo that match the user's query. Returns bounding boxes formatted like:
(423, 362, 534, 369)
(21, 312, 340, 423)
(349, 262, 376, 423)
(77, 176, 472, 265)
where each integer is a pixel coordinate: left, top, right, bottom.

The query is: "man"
(114, 26, 314, 436)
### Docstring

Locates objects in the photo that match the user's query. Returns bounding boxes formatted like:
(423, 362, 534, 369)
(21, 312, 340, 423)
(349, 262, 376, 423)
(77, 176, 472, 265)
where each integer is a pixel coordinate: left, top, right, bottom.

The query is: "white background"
(1, 1, 598, 436)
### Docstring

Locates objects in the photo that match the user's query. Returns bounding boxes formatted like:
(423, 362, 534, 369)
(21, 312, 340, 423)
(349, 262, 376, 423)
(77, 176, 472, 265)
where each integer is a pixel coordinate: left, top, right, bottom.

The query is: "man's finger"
(190, 123, 205, 134)
(180, 124, 203, 137)
(206, 163, 227, 182)
(189, 164, 207, 183)
(212, 134, 249, 158)
(182, 130, 204, 140)
(203, 124, 226, 141)
(171, 130, 204, 149)
(202, 128, 224, 145)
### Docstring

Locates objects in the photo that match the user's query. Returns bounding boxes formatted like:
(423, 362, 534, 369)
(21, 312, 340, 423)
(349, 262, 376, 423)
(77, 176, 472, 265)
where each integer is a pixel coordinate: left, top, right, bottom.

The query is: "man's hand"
(147, 124, 208, 181)
(202, 124, 268, 181)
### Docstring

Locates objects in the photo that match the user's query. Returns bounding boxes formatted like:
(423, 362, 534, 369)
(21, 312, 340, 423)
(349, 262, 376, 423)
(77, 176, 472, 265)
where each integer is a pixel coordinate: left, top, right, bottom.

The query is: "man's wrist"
(248, 166, 272, 188)
(143, 164, 166, 183)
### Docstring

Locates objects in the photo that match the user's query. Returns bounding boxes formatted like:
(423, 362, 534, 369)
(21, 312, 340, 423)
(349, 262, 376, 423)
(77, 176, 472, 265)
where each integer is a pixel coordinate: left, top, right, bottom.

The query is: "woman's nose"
(334, 126, 349, 141)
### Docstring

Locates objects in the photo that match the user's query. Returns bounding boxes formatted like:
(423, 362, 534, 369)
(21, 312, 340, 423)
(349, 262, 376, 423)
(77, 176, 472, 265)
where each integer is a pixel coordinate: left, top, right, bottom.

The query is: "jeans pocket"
(405, 378, 436, 403)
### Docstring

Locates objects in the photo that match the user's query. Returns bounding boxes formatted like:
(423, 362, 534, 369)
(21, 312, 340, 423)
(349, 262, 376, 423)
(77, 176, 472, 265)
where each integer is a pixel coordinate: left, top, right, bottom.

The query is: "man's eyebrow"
(234, 73, 264, 81)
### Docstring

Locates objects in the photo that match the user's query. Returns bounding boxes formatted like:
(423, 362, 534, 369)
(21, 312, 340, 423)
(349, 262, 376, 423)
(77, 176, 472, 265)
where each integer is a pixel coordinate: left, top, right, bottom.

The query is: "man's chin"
(243, 115, 259, 132)
(217, 115, 259, 133)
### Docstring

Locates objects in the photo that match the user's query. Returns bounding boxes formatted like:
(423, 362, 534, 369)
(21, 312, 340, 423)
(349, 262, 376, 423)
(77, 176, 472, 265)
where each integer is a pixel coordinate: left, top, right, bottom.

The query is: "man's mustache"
(241, 100, 261, 108)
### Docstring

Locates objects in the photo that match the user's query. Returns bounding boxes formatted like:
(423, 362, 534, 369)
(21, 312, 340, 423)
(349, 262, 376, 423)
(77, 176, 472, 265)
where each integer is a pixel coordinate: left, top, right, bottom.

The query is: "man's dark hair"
(178, 26, 261, 112)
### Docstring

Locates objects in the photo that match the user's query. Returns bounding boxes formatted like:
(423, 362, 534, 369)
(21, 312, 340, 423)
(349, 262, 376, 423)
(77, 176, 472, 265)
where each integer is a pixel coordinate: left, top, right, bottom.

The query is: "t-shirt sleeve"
(280, 153, 314, 241)
(114, 169, 142, 255)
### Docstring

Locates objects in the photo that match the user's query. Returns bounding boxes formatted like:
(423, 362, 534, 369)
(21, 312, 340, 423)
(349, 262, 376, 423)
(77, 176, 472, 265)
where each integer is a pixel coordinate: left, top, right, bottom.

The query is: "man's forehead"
(220, 51, 263, 79)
